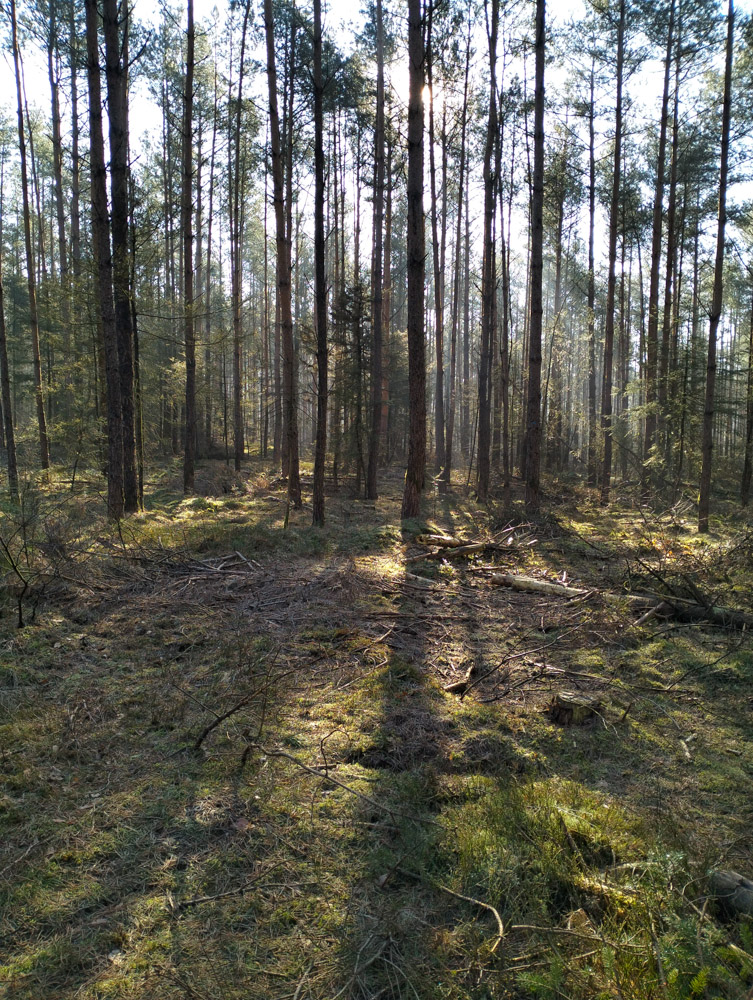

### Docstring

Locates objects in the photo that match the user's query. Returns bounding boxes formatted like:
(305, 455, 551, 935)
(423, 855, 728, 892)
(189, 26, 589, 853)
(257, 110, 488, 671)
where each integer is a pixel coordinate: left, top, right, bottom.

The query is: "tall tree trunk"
(659, 18, 682, 465)
(85, 0, 122, 518)
(265, 0, 301, 507)
(69, 1, 81, 294)
(523, 0, 545, 510)
(427, 8, 445, 475)
(643, 0, 675, 481)
(444, 16, 471, 490)
(102, 0, 138, 510)
(586, 52, 597, 486)
(477, 0, 499, 501)
(401, 0, 426, 519)
(698, 0, 734, 532)
(204, 68, 218, 456)
(600, 0, 626, 504)
(367, 0, 385, 501)
(0, 220, 17, 499)
(11, 0, 49, 471)
(312, 0, 328, 524)
(741, 283, 753, 505)
(182, 0, 196, 492)
(48, 18, 70, 362)
(230, 2, 250, 473)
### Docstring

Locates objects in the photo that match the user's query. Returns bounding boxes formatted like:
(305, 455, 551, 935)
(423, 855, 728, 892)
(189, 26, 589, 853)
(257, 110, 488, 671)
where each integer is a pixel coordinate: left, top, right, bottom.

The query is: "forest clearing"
(0, 461, 752, 999)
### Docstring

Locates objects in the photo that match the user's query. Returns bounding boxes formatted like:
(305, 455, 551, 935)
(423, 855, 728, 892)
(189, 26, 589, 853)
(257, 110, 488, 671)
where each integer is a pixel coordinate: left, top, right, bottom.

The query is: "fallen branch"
(487, 573, 589, 599)
(439, 884, 505, 953)
(168, 862, 283, 911)
(510, 924, 642, 951)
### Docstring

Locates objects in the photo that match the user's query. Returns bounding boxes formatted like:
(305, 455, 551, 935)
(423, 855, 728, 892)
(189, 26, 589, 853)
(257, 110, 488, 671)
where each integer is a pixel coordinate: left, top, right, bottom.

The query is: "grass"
(0, 460, 752, 998)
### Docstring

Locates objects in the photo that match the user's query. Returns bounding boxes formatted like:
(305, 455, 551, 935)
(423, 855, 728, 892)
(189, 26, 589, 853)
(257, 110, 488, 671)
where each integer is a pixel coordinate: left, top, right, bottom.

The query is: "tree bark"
(698, 0, 734, 532)
(265, 0, 301, 507)
(85, 0, 123, 519)
(401, 0, 426, 520)
(366, 0, 385, 501)
(523, 0, 545, 511)
(102, 0, 138, 510)
(312, 0, 328, 524)
(643, 0, 675, 482)
(443, 17, 471, 491)
(477, 0, 499, 501)
(600, 0, 626, 504)
(182, 0, 196, 492)
(426, 6, 445, 476)
(11, 0, 49, 471)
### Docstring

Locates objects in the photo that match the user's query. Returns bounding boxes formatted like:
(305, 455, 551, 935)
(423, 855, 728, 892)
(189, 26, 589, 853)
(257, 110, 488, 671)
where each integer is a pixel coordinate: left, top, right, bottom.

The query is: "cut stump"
(548, 691, 600, 726)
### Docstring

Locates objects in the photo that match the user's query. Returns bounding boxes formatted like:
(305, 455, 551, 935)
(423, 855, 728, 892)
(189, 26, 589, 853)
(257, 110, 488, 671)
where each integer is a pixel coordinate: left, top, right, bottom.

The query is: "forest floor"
(1, 461, 753, 1000)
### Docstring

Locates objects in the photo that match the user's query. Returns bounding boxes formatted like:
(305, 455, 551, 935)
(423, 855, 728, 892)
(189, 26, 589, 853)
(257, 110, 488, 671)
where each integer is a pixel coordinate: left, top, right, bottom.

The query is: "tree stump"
(709, 870, 753, 918)
(548, 691, 600, 726)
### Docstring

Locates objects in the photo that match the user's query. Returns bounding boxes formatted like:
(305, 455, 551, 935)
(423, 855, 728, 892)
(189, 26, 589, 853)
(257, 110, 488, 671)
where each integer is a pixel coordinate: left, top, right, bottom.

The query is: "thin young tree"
(10, 0, 49, 471)
(600, 0, 626, 504)
(443, 11, 471, 491)
(643, 0, 676, 482)
(264, 0, 301, 509)
(698, 0, 734, 532)
(0, 247, 17, 501)
(477, 0, 499, 501)
(523, 0, 545, 511)
(401, 0, 426, 519)
(312, 0, 328, 524)
(182, 0, 196, 492)
(366, 0, 385, 501)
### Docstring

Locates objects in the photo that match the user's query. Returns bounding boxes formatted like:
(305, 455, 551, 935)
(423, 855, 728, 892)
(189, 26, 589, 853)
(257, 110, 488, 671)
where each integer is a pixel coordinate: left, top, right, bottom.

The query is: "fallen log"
(415, 534, 469, 548)
(622, 593, 753, 631)
(486, 572, 589, 599)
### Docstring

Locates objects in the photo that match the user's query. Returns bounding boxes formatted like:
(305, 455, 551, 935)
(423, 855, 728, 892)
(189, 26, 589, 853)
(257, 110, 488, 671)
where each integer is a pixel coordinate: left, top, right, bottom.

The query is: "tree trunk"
(586, 53, 597, 486)
(523, 0, 545, 511)
(102, 0, 138, 510)
(312, 0, 328, 524)
(11, 0, 49, 471)
(600, 0, 626, 504)
(741, 285, 753, 505)
(264, 0, 301, 507)
(427, 8, 445, 476)
(230, 2, 250, 473)
(48, 17, 70, 361)
(182, 0, 196, 492)
(366, 0, 385, 501)
(643, 0, 675, 482)
(698, 0, 734, 532)
(0, 251, 17, 501)
(443, 16, 471, 491)
(477, 0, 499, 501)
(85, 0, 123, 518)
(401, 0, 426, 520)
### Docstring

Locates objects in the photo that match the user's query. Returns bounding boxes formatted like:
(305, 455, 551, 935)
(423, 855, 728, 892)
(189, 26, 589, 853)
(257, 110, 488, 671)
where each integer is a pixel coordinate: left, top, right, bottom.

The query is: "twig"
(168, 862, 283, 911)
(0, 838, 48, 878)
(438, 884, 504, 953)
(292, 961, 314, 1000)
(510, 924, 642, 951)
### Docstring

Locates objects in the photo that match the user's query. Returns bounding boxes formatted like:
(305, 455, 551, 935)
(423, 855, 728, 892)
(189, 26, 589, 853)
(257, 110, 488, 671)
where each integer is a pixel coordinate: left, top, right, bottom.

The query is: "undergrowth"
(0, 461, 752, 999)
